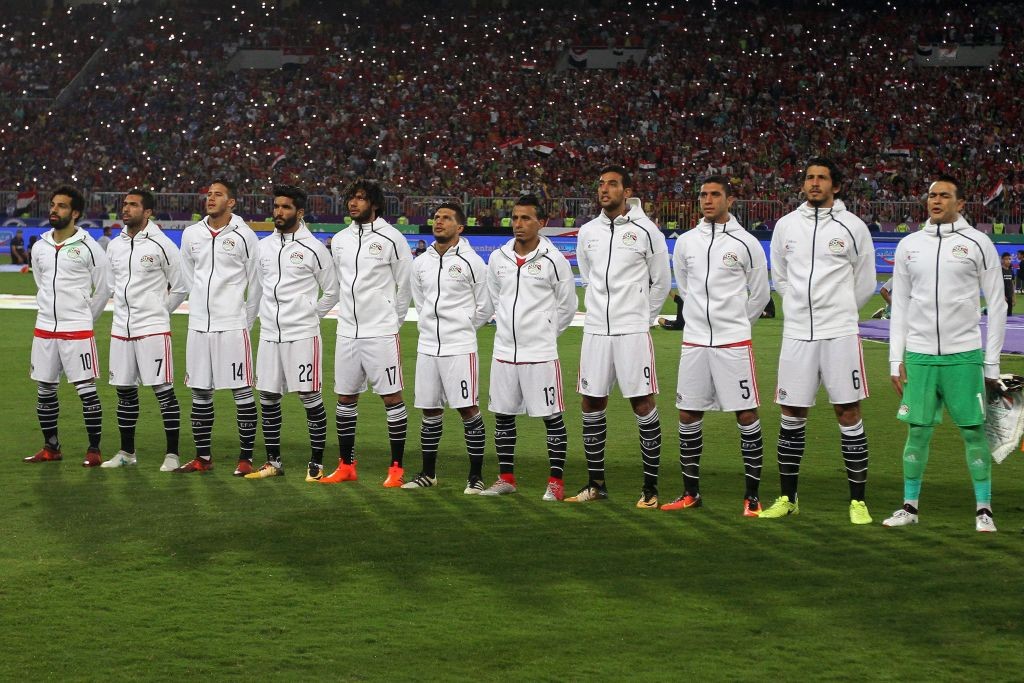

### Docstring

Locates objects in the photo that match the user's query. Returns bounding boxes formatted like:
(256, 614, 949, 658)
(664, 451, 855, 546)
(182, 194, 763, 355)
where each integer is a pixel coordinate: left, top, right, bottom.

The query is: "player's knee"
(192, 388, 214, 403)
(231, 386, 254, 404)
(37, 381, 58, 397)
(260, 391, 282, 405)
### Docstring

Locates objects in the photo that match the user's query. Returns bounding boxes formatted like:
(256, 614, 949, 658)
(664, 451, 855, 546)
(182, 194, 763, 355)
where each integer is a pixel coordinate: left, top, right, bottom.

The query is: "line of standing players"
(24, 158, 1008, 529)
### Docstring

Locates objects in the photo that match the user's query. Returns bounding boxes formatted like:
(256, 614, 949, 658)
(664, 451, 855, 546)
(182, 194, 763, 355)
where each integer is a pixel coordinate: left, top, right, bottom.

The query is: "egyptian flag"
(983, 180, 1005, 207)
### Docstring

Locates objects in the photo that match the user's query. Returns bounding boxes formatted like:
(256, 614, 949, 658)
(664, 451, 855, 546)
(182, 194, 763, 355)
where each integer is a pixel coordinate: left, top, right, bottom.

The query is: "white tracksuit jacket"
(487, 237, 576, 363)
(180, 214, 261, 332)
(770, 200, 876, 340)
(31, 227, 111, 332)
(107, 220, 188, 338)
(672, 215, 770, 346)
(888, 216, 1006, 378)
(332, 218, 413, 339)
(256, 224, 339, 343)
(576, 197, 671, 334)
(411, 238, 492, 356)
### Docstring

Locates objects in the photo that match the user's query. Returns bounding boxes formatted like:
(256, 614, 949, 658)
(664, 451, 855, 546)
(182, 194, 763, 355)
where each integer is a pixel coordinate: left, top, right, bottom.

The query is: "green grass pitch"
(0, 271, 1021, 680)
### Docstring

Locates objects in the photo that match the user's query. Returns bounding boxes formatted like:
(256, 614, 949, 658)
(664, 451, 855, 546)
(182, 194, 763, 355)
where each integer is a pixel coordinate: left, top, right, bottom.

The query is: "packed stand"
(1, 0, 1022, 219)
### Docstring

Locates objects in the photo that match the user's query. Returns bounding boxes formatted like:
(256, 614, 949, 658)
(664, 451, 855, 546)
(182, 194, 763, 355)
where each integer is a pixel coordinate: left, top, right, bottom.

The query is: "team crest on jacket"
(828, 238, 845, 254)
(448, 264, 463, 277)
(526, 262, 543, 275)
(65, 245, 84, 262)
(140, 254, 157, 267)
(621, 231, 638, 246)
(290, 251, 304, 264)
(722, 252, 739, 267)
(952, 244, 969, 258)
(222, 237, 236, 251)
(368, 242, 383, 256)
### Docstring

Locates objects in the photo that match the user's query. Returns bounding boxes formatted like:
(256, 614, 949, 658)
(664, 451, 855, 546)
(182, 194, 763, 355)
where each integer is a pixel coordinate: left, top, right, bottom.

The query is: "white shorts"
(256, 335, 323, 395)
(776, 335, 869, 407)
(676, 343, 760, 412)
(185, 328, 254, 390)
(109, 334, 174, 387)
(334, 335, 404, 396)
(30, 335, 100, 384)
(414, 352, 479, 409)
(489, 358, 565, 417)
(577, 332, 658, 398)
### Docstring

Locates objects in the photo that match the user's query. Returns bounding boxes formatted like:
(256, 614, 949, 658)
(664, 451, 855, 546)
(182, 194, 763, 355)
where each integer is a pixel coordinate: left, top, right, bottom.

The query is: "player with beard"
(762, 158, 877, 523)
(568, 166, 671, 507)
(403, 203, 492, 491)
(25, 186, 111, 466)
(247, 185, 338, 480)
(101, 189, 188, 471)
(320, 180, 413, 487)
(174, 179, 262, 475)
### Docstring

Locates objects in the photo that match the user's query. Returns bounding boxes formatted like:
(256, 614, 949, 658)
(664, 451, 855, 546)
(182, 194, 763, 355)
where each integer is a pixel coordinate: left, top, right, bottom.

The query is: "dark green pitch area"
(0, 273, 1021, 681)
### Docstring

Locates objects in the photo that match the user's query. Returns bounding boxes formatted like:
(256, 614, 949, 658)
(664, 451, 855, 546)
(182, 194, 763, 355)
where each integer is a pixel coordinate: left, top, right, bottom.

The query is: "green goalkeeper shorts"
(897, 350, 986, 427)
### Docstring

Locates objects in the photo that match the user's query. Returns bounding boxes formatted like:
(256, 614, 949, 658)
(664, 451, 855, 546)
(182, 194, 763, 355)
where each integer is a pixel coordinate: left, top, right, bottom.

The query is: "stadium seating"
(1, 1, 1021, 217)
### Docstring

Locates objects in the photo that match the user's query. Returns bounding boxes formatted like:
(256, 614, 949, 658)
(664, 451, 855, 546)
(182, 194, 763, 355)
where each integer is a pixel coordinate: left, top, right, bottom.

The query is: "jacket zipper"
(605, 221, 614, 335)
(205, 229, 218, 332)
(935, 229, 942, 355)
(807, 211, 818, 340)
(704, 223, 715, 345)
(274, 234, 285, 342)
(50, 245, 60, 331)
(434, 250, 443, 355)
(351, 227, 362, 338)
(511, 256, 522, 363)
(125, 237, 135, 337)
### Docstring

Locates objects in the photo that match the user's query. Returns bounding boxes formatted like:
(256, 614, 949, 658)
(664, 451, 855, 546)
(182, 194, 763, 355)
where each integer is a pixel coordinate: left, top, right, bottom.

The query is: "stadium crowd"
(1, 0, 1022, 213)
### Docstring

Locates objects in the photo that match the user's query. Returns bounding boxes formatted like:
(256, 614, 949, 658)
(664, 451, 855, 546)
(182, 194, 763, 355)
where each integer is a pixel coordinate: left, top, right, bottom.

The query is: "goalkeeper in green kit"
(884, 176, 1007, 532)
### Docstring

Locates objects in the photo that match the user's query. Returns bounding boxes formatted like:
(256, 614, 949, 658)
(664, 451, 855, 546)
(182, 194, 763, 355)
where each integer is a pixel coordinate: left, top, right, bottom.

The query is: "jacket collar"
(601, 197, 646, 227)
(42, 225, 88, 247)
(204, 213, 246, 234)
(118, 219, 161, 240)
(500, 236, 550, 263)
(797, 199, 848, 220)
(428, 237, 475, 259)
(276, 222, 314, 242)
(347, 217, 388, 233)
(697, 213, 742, 234)
(922, 214, 971, 236)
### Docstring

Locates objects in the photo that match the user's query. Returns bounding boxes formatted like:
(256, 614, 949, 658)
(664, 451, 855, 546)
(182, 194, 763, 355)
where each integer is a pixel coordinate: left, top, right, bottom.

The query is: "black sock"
(495, 413, 516, 475)
(739, 420, 764, 499)
(463, 413, 485, 479)
(420, 414, 443, 478)
(778, 416, 806, 501)
(840, 420, 868, 501)
(543, 413, 567, 479)
(678, 420, 702, 495)
(190, 391, 214, 459)
(234, 389, 257, 462)
(335, 402, 357, 464)
(116, 386, 139, 454)
(385, 402, 408, 466)
(637, 408, 661, 490)
(582, 409, 607, 483)
(37, 384, 60, 450)
(154, 386, 180, 455)
(261, 393, 282, 462)
(300, 392, 327, 465)
(77, 383, 102, 450)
